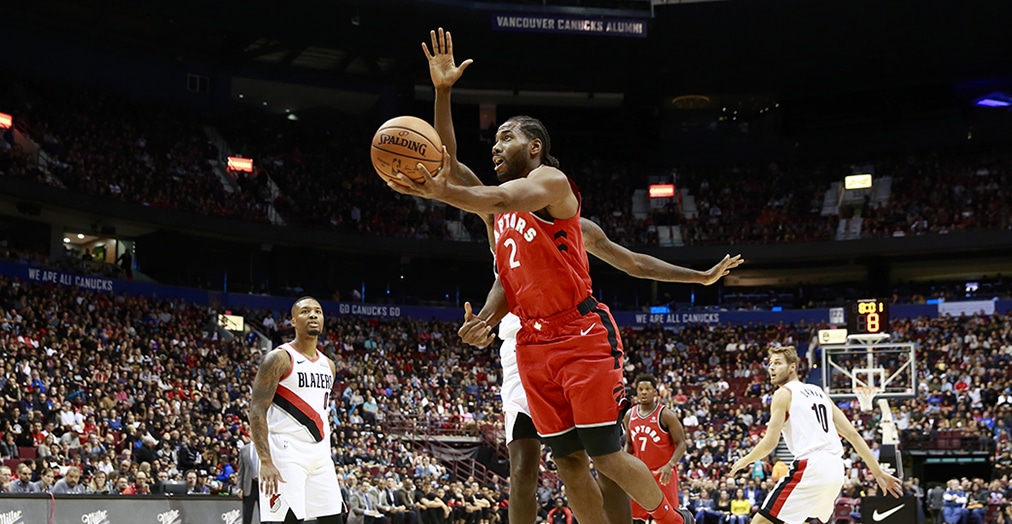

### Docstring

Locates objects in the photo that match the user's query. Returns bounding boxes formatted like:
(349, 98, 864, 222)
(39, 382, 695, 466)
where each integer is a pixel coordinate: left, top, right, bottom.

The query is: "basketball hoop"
(854, 386, 880, 412)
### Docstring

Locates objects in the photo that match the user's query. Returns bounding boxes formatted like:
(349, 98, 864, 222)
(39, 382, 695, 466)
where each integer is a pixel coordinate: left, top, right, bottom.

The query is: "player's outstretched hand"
(422, 27, 473, 91)
(458, 301, 495, 348)
(699, 254, 744, 286)
(874, 469, 904, 498)
(727, 457, 749, 478)
(259, 462, 286, 496)
(387, 146, 452, 200)
(655, 464, 675, 486)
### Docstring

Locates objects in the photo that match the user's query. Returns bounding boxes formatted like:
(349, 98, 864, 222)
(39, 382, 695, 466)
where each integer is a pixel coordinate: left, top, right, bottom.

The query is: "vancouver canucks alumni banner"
(491, 13, 648, 38)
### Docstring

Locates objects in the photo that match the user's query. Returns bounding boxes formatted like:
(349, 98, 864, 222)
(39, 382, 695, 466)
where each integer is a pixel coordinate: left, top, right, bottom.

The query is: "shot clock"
(847, 299, 889, 334)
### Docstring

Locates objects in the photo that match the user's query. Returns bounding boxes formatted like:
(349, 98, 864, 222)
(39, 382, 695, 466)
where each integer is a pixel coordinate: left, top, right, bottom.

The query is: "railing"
(383, 413, 482, 438)
(479, 422, 508, 461)
(426, 437, 504, 488)
(385, 414, 506, 487)
(901, 428, 995, 453)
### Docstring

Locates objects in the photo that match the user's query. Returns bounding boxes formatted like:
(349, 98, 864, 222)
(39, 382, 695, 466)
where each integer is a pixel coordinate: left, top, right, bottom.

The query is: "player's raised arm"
(423, 27, 491, 241)
(423, 28, 472, 171)
(581, 217, 743, 284)
(249, 349, 292, 495)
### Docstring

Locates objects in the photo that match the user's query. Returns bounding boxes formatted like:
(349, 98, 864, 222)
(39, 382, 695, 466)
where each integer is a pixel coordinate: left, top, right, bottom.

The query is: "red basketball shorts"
(516, 297, 626, 457)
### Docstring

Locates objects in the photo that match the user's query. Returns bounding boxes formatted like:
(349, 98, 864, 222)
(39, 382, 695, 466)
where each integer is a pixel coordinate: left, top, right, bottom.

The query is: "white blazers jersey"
(498, 313, 522, 375)
(780, 381, 844, 459)
(498, 313, 521, 341)
(267, 344, 334, 443)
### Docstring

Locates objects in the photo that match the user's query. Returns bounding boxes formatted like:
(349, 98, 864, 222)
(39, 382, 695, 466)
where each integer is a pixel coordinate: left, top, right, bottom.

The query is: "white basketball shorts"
(758, 451, 845, 524)
(259, 432, 342, 522)
(500, 336, 537, 445)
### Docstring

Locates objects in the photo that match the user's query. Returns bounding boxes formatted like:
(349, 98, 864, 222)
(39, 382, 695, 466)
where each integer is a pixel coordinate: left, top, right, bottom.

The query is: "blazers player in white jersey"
(250, 296, 344, 524)
(729, 346, 902, 524)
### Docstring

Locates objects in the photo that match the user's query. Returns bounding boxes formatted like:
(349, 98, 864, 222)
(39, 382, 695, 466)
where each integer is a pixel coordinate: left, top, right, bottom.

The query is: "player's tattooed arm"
(249, 350, 291, 468)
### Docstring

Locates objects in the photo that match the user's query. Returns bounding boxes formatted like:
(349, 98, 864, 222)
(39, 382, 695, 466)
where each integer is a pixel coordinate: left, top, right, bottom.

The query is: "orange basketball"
(370, 116, 443, 184)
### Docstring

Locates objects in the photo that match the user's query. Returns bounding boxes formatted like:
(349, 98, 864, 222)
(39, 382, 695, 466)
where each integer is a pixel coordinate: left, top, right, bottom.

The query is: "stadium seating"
(3, 75, 1011, 249)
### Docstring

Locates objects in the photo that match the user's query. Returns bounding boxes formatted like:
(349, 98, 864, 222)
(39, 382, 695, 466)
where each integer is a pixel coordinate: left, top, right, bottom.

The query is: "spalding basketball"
(371, 116, 443, 184)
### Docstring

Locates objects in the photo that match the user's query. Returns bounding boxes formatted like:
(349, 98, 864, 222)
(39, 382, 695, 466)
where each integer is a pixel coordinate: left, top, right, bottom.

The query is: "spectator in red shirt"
(120, 471, 151, 495)
(546, 498, 573, 524)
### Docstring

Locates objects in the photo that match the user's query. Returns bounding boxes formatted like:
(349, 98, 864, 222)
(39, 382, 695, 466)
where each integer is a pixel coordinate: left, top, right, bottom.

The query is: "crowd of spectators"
(3, 75, 1012, 249)
(0, 237, 127, 280)
(657, 149, 1012, 246)
(0, 74, 269, 222)
(929, 477, 1012, 524)
(861, 152, 1012, 238)
(720, 275, 1012, 311)
(214, 111, 488, 241)
(0, 275, 1010, 522)
(7, 227, 1009, 317)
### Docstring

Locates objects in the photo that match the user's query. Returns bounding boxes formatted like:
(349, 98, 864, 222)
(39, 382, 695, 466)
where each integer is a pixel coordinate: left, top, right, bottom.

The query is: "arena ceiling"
(6, 0, 1012, 101)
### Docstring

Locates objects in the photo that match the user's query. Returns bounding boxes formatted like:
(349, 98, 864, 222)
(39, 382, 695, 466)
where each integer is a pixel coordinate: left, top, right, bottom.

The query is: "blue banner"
(3, 260, 1010, 326)
(491, 13, 648, 38)
(221, 293, 463, 323)
(25, 265, 115, 292)
(611, 309, 833, 327)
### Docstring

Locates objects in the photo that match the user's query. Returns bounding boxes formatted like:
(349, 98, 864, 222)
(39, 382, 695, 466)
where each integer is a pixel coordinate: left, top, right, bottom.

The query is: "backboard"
(821, 334, 916, 402)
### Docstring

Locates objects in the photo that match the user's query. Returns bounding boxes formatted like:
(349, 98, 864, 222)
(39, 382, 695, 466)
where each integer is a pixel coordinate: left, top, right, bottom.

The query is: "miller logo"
(81, 509, 111, 524)
(221, 509, 242, 524)
(270, 494, 283, 512)
(157, 509, 181, 524)
(0, 510, 23, 524)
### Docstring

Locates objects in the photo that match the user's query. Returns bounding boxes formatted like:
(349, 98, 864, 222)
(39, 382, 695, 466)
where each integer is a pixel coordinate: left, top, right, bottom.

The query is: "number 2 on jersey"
(503, 238, 521, 268)
(811, 403, 829, 433)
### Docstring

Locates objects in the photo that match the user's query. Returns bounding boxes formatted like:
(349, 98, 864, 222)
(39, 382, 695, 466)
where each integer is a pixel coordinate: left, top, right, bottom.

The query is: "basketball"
(370, 116, 443, 184)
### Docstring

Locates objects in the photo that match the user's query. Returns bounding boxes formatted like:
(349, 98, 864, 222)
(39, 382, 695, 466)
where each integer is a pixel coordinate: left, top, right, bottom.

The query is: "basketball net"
(854, 385, 880, 412)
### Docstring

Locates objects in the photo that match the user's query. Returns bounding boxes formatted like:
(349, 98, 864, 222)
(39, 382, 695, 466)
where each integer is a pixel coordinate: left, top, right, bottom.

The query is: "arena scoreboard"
(847, 298, 889, 334)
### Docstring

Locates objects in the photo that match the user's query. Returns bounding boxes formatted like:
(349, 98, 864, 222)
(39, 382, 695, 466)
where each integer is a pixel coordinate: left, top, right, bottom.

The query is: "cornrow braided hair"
(506, 115, 560, 169)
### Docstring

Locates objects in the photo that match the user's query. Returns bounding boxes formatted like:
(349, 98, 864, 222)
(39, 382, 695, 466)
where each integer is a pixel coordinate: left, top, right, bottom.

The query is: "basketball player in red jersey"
(418, 28, 741, 524)
(388, 33, 695, 524)
(249, 297, 343, 524)
(624, 375, 688, 522)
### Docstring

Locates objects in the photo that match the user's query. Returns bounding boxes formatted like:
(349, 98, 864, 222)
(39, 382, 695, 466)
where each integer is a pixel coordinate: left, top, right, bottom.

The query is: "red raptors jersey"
(628, 404, 676, 470)
(493, 177, 591, 320)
